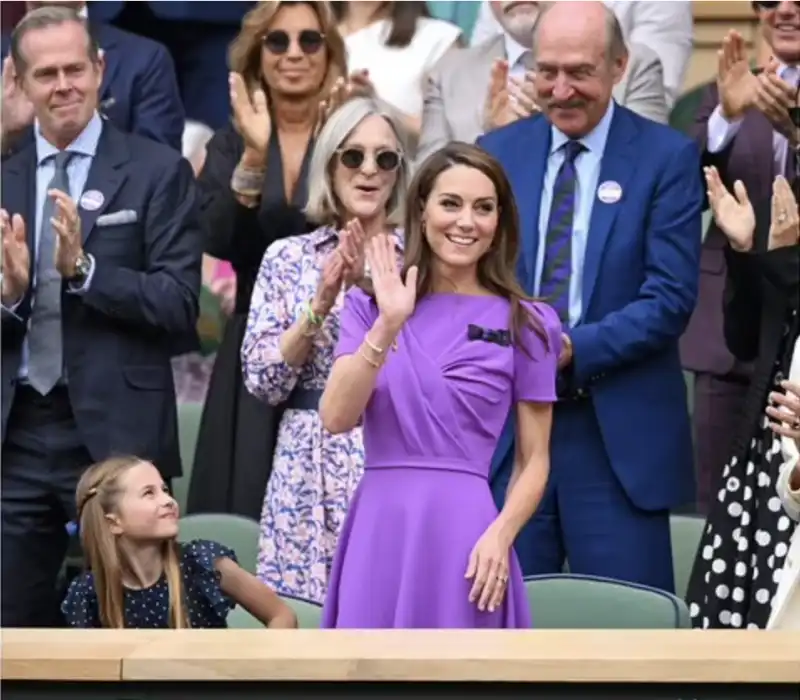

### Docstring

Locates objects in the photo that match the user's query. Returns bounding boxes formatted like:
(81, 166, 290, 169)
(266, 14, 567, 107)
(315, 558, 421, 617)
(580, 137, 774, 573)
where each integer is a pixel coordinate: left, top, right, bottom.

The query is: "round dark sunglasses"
(338, 148, 401, 172)
(262, 29, 325, 55)
(755, 1, 800, 7)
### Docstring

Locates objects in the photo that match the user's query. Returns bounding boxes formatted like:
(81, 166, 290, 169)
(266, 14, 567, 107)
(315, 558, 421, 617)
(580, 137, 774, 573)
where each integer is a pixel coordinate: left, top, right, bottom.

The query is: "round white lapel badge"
(79, 190, 104, 211)
(597, 180, 622, 204)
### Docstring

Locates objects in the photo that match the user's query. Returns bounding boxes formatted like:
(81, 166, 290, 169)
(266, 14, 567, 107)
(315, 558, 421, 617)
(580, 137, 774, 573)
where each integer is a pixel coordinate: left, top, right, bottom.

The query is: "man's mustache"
(546, 99, 586, 110)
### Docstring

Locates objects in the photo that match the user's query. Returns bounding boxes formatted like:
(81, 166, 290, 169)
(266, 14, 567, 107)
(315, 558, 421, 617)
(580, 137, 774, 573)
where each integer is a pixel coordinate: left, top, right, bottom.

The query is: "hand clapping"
(229, 72, 271, 156)
(704, 166, 755, 252)
(336, 219, 367, 287)
(767, 380, 800, 445)
(768, 176, 800, 250)
(0, 208, 30, 304)
(317, 70, 375, 132)
(366, 234, 417, 331)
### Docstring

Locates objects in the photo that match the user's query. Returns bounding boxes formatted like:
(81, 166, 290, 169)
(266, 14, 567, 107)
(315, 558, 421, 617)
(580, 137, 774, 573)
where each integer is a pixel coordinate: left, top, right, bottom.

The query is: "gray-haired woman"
(241, 96, 410, 603)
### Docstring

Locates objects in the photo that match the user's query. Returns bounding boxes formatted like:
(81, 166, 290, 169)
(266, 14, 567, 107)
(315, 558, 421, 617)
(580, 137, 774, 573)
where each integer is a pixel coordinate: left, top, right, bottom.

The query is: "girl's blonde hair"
(76, 456, 189, 629)
(228, 1, 347, 98)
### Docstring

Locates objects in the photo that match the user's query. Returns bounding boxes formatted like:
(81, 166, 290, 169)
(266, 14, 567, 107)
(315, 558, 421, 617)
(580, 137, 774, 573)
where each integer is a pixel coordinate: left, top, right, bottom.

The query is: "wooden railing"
(2, 629, 799, 683)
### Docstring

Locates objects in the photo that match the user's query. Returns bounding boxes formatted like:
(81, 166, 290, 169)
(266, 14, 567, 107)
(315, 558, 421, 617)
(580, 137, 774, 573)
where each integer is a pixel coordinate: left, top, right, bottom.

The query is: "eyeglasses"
(262, 29, 325, 55)
(754, 1, 800, 8)
(337, 147, 401, 172)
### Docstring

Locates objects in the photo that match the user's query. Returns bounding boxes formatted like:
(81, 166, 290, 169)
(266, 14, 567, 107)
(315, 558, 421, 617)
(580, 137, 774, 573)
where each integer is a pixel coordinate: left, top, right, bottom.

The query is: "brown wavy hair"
(402, 142, 548, 349)
(228, 1, 347, 97)
(76, 456, 189, 629)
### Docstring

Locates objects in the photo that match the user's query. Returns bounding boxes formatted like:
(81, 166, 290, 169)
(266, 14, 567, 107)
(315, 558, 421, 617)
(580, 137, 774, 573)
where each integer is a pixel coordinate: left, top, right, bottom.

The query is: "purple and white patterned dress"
(241, 225, 403, 603)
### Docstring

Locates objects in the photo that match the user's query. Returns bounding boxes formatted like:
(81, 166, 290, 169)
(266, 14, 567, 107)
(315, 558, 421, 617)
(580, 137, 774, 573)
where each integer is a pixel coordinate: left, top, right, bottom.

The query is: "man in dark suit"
(0, 6, 202, 626)
(1, 1, 184, 155)
(680, 1, 800, 513)
(482, 1, 702, 591)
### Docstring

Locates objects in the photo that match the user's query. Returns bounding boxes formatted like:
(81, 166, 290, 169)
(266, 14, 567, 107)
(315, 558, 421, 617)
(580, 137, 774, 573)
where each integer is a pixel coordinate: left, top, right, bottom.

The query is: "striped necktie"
(539, 140, 584, 325)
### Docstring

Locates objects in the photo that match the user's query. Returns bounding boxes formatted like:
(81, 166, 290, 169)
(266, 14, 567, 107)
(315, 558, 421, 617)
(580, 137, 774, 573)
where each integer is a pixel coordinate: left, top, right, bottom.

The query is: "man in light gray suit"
(417, 0, 669, 164)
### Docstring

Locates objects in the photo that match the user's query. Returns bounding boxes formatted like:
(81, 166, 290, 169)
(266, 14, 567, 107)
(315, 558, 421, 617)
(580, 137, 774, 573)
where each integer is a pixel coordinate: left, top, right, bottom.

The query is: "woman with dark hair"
(318, 142, 560, 628)
(332, 1, 461, 140)
(187, 1, 349, 519)
(687, 166, 800, 629)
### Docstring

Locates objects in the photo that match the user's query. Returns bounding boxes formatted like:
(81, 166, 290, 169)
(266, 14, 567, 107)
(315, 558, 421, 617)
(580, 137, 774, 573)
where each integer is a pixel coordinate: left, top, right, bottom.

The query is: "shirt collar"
(503, 32, 529, 70)
(549, 100, 615, 157)
(35, 111, 103, 165)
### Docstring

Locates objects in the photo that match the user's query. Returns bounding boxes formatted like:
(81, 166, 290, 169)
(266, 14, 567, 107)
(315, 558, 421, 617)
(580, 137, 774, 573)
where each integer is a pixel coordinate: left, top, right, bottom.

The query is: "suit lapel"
(512, 116, 550, 292)
(79, 124, 129, 244)
(581, 105, 639, 312)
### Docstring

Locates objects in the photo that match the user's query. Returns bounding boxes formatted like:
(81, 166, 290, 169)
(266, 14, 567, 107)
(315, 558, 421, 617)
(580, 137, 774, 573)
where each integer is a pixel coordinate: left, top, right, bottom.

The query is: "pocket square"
(96, 210, 138, 226)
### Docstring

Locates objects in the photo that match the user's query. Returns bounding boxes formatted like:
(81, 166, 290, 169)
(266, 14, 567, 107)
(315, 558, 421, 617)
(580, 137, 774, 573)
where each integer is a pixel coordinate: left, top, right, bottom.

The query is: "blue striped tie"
(540, 140, 584, 325)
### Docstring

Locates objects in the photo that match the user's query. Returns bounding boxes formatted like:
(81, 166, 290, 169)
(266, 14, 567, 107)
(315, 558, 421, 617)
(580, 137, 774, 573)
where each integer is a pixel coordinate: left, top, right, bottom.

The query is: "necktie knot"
(562, 140, 584, 164)
(52, 150, 74, 172)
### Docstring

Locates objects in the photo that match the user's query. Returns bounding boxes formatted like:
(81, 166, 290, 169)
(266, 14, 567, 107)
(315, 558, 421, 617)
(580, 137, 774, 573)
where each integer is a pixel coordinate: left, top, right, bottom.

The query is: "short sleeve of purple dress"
(323, 291, 560, 629)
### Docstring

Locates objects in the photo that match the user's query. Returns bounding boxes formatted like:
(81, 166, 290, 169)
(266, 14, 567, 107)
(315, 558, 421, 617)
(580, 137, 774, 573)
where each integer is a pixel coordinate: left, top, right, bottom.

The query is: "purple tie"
(539, 140, 584, 324)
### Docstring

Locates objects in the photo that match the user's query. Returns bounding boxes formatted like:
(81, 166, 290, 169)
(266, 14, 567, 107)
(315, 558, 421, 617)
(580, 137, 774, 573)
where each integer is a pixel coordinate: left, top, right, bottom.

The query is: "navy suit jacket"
(87, 1, 254, 24)
(1, 22, 184, 153)
(1, 123, 202, 479)
(479, 104, 703, 511)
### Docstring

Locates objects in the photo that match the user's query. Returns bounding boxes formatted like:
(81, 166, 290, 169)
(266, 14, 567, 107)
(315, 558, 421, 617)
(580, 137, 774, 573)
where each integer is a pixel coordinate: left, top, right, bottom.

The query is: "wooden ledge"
(3, 630, 799, 684)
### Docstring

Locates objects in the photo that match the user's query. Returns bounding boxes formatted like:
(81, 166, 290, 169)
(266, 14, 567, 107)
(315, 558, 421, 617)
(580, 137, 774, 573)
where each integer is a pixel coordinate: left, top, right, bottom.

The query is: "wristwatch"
(69, 252, 92, 285)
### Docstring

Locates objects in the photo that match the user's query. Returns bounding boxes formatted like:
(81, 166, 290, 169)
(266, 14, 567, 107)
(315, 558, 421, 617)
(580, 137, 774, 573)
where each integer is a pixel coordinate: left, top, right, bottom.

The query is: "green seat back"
(670, 514, 706, 601)
(178, 513, 260, 575)
(172, 401, 204, 513)
(669, 82, 709, 135)
(227, 595, 323, 629)
(524, 574, 691, 629)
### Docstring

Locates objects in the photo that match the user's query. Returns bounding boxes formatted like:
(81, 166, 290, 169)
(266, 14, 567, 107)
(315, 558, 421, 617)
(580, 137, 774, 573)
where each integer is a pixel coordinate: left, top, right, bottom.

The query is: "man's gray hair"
(10, 5, 99, 74)
(305, 96, 411, 227)
(532, 1, 628, 62)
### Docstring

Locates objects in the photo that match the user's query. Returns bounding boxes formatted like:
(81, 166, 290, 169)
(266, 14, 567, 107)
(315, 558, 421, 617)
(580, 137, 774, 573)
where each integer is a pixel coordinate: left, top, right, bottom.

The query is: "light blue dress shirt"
(534, 101, 615, 328)
(13, 112, 102, 381)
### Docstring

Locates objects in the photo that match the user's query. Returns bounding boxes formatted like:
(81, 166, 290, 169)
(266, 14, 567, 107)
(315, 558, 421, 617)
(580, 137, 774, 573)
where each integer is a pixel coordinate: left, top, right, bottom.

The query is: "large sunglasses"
(262, 29, 325, 55)
(754, 1, 800, 8)
(337, 147, 401, 172)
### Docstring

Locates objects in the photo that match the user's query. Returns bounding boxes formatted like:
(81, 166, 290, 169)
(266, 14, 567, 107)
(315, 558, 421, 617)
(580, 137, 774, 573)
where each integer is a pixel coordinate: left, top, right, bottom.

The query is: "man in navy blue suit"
(0, 6, 201, 626)
(481, 1, 702, 593)
(1, 1, 184, 155)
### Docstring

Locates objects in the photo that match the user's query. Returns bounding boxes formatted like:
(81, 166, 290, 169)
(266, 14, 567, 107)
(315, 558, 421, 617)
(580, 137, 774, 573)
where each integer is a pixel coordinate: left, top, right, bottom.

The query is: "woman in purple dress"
(318, 142, 560, 628)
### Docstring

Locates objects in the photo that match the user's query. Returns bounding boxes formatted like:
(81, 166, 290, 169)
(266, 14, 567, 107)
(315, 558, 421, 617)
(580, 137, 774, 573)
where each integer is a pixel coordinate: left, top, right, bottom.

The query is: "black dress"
(61, 540, 236, 628)
(186, 124, 314, 520)
(687, 196, 800, 628)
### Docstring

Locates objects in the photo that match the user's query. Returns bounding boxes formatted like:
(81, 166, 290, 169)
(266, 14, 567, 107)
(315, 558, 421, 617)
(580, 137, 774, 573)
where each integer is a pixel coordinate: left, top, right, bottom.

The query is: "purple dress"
(322, 289, 561, 628)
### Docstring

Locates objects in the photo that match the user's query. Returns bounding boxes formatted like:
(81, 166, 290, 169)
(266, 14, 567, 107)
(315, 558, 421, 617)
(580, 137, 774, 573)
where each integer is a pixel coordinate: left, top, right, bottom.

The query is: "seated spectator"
(333, 1, 461, 143)
(186, 0, 348, 521)
(688, 168, 800, 629)
(470, 0, 692, 108)
(62, 456, 297, 628)
(417, 0, 668, 164)
(1, 0, 184, 155)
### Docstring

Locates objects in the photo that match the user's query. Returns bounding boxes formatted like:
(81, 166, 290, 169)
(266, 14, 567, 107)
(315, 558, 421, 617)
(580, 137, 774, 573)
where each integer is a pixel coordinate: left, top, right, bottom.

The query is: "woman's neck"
(339, 0, 387, 34)
(430, 263, 483, 295)
(119, 541, 164, 589)
(272, 97, 318, 133)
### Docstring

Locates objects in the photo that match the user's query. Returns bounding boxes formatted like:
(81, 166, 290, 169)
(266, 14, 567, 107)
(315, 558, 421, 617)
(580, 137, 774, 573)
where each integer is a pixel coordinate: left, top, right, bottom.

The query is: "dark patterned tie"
(539, 140, 584, 324)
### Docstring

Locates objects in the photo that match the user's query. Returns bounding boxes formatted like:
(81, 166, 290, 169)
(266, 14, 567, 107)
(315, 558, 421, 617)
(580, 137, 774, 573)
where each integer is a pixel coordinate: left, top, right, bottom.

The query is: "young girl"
(61, 456, 297, 628)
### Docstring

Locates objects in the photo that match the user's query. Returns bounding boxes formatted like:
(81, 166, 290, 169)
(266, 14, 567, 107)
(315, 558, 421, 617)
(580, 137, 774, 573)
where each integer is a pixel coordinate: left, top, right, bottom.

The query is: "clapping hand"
(1, 57, 34, 141)
(48, 190, 84, 278)
(336, 219, 367, 287)
(0, 208, 30, 304)
(704, 166, 755, 252)
(311, 248, 346, 319)
(366, 234, 417, 332)
(716, 30, 758, 121)
(767, 379, 800, 445)
(484, 60, 516, 131)
(229, 72, 271, 156)
(465, 523, 511, 613)
(317, 70, 375, 131)
(754, 59, 797, 142)
(768, 176, 800, 251)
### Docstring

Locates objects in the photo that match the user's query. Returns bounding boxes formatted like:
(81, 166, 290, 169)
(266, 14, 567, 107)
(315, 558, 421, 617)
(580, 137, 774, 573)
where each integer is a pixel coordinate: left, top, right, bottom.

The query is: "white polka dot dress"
(61, 539, 237, 628)
(687, 334, 799, 629)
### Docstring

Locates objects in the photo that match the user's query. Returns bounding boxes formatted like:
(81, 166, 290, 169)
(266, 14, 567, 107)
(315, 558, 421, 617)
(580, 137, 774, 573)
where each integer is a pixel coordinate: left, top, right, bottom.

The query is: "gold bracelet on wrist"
(358, 346, 382, 369)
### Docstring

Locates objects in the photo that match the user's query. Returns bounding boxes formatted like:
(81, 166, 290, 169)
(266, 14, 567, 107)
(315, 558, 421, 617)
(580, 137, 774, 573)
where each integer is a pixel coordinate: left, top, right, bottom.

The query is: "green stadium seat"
(524, 573, 691, 628)
(670, 514, 706, 601)
(227, 595, 323, 629)
(172, 401, 204, 513)
(178, 513, 260, 575)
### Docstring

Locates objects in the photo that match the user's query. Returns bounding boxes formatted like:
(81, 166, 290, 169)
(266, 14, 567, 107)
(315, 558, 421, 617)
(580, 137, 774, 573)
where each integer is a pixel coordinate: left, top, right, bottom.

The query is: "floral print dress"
(241, 225, 403, 604)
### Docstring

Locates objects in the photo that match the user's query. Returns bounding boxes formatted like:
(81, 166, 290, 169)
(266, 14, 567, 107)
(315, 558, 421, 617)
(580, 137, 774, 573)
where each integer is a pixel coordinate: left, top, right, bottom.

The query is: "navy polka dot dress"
(61, 539, 237, 628)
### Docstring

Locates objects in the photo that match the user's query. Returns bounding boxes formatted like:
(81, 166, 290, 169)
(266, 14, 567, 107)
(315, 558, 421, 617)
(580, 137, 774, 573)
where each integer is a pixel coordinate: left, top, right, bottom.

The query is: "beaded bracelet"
(231, 164, 266, 197)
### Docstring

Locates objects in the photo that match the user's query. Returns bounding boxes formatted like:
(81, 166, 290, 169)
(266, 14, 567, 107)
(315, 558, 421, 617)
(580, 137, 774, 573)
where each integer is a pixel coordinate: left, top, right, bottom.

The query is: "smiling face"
(331, 113, 401, 224)
(259, 2, 329, 98)
(421, 164, 499, 283)
(17, 18, 103, 148)
(758, 1, 800, 64)
(105, 462, 179, 542)
(489, 0, 540, 46)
